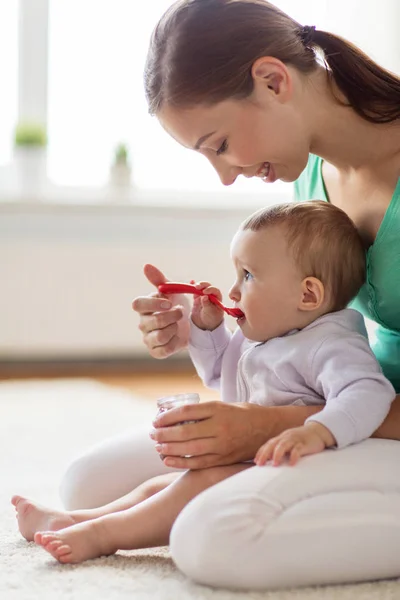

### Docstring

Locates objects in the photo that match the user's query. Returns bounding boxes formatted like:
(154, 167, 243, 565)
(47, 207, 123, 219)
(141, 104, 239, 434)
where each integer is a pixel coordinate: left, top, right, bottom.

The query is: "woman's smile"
(254, 161, 278, 183)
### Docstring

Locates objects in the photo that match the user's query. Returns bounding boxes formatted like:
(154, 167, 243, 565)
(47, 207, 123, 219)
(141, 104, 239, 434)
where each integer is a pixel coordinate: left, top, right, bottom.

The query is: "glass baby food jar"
(156, 392, 200, 418)
(155, 393, 200, 459)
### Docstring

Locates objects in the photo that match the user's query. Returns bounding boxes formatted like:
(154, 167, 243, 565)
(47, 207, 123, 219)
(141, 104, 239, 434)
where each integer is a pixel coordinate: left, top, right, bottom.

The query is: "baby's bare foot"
(11, 495, 77, 542)
(34, 520, 115, 564)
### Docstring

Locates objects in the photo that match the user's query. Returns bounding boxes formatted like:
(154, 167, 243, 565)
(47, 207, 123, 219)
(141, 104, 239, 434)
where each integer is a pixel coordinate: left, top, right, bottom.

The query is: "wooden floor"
(0, 366, 218, 403)
(96, 370, 218, 402)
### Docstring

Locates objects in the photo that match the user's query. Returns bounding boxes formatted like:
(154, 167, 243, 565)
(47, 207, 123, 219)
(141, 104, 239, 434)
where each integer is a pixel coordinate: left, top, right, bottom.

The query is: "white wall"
(324, 0, 400, 74)
(1, 197, 288, 359)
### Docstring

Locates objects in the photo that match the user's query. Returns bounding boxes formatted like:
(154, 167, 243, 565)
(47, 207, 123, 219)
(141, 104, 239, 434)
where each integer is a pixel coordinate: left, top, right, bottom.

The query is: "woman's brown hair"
(145, 0, 400, 124)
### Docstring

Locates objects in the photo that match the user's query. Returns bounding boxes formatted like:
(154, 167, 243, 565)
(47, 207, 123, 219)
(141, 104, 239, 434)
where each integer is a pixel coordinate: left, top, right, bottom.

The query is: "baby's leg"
(12, 472, 180, 542)
(35, 463, 251, 564)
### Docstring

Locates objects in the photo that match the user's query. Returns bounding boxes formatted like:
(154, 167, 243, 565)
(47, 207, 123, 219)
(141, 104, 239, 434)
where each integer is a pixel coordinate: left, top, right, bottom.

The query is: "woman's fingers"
(150, 403, 267, 468)
(138, 306, 184, 336)
(146, 331, 182, 358)
(155, 436, 215, 458)
(163, 453, 222, 470)
(150, 414, 216, 443)
(132, 295, 172, 316)
(152, 401, 219, 429)
(143, 263, 169, 287)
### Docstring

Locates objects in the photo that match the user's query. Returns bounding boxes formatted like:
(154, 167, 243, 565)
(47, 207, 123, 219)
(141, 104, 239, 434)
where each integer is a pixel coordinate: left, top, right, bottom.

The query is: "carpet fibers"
(1, 378, 399, 600)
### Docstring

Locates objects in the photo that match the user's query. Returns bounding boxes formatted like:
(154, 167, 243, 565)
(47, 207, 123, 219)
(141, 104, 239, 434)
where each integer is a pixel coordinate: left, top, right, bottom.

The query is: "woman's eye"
(244, 270, 253, 281)
(216, 139, 228, 156)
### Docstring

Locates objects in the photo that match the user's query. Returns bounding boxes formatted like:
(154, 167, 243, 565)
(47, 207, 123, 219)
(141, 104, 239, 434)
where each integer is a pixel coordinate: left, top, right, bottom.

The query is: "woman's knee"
(59, 426, 174, 510)
(59, 448, 136, 510)
(170, 471, 267, 588)
(59, 454, 101, 510)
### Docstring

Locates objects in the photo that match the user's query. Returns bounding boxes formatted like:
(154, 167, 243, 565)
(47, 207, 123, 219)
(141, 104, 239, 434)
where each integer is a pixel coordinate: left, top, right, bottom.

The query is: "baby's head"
(229, 200, 366, 342)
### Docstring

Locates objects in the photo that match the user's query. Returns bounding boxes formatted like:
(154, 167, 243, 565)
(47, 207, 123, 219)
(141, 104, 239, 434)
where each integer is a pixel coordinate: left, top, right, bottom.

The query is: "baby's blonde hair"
(242, 201, 366, 311)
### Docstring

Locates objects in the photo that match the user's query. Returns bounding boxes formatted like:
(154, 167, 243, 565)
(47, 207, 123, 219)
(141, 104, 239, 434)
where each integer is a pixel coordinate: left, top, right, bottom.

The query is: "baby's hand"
(254, 422, 336, 467)
(190, 282, 224, 331)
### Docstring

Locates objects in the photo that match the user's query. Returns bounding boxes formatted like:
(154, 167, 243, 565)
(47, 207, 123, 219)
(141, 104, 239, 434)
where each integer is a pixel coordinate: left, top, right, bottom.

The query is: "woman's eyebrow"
(194, 131, 216, 150)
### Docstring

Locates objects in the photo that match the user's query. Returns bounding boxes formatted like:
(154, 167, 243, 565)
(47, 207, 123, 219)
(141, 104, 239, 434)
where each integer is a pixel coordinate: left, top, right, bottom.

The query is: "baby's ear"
(298, 277, 325, 311)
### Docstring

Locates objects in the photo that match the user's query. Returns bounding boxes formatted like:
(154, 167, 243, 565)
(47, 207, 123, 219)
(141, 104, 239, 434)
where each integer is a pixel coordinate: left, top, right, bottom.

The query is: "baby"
(189, 200, 395, 465)
(12, 200, 395, 564)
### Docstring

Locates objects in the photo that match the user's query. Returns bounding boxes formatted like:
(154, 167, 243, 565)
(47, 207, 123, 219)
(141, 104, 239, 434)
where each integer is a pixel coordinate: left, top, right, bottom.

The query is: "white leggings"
(60, 430, 400, 590)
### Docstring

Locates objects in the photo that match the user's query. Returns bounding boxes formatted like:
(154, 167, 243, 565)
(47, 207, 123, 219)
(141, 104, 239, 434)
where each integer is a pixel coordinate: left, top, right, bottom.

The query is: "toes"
(58, 550, 73, 564)
(38, 532, 57, 546)
(42, 536, 73, 563)
(55, 544, 73, 559)
(46, 539, 64, 553)
(35, 532, 73, 561)
(34, 532, 43, 545)
(11, 495, 23, 507)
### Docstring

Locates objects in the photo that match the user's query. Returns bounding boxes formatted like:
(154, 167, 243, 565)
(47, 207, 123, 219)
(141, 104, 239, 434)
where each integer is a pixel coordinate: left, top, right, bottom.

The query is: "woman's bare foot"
(34, 520, 115, 564)
(11, 495, 77, 542)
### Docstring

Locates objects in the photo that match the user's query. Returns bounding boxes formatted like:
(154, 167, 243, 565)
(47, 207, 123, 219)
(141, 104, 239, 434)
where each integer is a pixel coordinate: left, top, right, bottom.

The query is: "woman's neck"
(299, 66, 400, 172)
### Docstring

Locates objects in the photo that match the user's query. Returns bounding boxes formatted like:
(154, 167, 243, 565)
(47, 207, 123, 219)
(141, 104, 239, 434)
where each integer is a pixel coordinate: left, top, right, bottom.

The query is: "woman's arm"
(152, 394, 400, 471)
(151, 402, 324, 469)
(372, 394, 400, 440)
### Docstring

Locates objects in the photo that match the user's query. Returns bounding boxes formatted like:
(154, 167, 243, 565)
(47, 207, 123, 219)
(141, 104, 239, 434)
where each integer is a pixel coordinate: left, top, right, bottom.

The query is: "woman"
(61, 0, 400, 590)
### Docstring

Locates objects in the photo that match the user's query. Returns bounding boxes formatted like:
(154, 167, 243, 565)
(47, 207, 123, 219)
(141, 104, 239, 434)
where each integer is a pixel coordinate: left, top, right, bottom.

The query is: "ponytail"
(311, 30, 400, 123)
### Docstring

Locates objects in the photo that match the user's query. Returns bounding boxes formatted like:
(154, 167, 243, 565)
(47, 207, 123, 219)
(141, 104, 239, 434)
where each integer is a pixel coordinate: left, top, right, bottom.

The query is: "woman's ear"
(251, 57, 292, 102)
(298, 277, 325, 311)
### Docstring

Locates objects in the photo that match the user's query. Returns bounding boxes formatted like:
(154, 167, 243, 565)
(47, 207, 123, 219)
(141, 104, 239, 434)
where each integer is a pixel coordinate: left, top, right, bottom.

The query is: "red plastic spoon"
(158, 282, 244, 318)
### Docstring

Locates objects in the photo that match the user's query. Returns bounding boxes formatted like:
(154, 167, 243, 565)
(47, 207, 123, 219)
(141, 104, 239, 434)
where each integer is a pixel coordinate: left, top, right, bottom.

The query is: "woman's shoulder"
(294, 154, 326, 202)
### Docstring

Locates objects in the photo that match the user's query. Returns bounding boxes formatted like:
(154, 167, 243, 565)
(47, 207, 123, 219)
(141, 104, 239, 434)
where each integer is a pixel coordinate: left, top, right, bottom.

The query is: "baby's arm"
(188, 282, 234, 391)
(305, 332, 395, 448)
(255, 329, 395, 467)
(188, 319, 232, 391)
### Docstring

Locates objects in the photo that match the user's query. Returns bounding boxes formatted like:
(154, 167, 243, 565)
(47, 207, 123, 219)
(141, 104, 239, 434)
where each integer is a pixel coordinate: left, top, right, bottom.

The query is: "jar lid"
(156, 392, 200, 407)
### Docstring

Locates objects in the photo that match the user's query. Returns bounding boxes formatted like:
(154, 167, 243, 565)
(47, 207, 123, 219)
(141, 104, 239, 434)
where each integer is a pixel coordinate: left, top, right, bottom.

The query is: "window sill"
(0, 181, 293, 215)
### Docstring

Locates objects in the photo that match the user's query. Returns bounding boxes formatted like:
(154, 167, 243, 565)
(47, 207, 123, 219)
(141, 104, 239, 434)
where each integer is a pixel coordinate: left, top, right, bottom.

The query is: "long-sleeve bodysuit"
(189, 308, 395, 448)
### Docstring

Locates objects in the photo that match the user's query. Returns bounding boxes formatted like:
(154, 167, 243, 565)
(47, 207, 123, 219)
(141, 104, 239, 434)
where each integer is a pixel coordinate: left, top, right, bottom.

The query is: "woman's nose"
(212, 162, 239, 186)
(219, 170, 238, 186)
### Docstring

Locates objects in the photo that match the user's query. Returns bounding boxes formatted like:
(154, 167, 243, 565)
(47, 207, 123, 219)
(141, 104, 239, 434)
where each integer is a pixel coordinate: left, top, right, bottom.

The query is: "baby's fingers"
(255, 442, 275, 466)
(289, 444, 303, 466)
(271, 438, 296, 466)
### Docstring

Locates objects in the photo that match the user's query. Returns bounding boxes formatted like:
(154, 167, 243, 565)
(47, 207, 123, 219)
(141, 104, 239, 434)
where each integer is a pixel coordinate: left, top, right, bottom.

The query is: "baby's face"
(229, 226, 304, 342)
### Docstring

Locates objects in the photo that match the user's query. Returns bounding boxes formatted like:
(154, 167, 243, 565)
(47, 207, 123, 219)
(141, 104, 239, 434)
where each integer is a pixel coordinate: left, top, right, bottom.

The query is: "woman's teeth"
(257, 162, 270, 181)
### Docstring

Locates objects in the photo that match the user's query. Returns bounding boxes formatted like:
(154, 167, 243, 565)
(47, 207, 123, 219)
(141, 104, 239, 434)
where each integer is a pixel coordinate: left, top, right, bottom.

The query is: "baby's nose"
(229, 284, 239, 301)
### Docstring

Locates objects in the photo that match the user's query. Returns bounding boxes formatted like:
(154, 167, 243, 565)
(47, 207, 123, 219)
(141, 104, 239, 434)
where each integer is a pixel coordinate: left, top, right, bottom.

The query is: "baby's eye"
(216, 139, 228, 156)
(244, 270, 253, 281)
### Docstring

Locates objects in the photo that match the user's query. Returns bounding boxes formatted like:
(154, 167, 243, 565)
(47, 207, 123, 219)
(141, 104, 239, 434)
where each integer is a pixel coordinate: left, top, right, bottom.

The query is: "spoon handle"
(158, 282, 244, 318)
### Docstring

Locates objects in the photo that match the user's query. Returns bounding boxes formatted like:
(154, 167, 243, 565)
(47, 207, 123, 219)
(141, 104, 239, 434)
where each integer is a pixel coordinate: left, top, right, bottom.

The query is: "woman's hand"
(150, 402, 325, 469)
(132, 264, 190, 359)
(150, 401, 277, 468)
(191, 282, 224, 331)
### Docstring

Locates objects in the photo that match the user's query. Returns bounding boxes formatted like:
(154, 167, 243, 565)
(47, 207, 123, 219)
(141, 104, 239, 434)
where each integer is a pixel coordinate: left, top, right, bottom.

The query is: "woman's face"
(158, 68, 311, 187)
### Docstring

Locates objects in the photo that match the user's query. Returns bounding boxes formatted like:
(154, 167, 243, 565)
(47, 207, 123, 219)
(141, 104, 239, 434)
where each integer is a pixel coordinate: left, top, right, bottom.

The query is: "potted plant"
(109, 142, 132, 188)
(14, 121, 48, 193)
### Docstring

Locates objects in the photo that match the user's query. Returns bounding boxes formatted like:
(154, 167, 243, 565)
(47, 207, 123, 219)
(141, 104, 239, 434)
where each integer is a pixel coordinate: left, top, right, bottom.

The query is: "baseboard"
(0, 355, 194, 379)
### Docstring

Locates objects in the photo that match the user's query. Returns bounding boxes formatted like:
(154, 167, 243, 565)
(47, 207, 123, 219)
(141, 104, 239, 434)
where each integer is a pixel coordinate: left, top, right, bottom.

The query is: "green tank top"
(294, 154, 400, 392)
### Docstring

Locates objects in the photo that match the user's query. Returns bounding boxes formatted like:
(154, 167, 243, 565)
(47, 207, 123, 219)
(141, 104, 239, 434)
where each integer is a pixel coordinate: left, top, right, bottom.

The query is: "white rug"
(1, 378, 399, 600)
